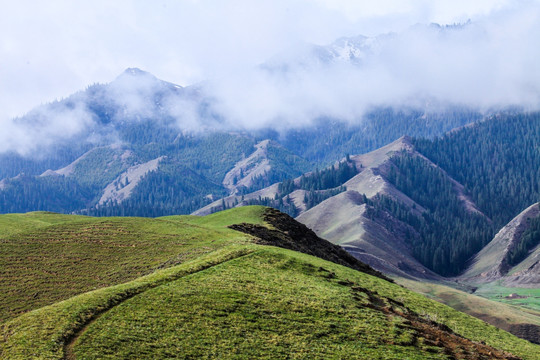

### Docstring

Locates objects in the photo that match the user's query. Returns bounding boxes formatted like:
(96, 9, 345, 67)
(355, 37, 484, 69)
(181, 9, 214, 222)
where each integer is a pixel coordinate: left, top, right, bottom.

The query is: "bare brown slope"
(298, 136, 455, 280)
(460, 202, 540, 284)
(297, 190, 441, 280)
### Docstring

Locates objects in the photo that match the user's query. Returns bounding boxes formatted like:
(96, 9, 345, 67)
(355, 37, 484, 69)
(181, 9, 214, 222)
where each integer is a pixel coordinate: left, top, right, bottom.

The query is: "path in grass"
(0, 213, 252, 323)
(63, 250, 254, 360)
(70, 248, 536, 359)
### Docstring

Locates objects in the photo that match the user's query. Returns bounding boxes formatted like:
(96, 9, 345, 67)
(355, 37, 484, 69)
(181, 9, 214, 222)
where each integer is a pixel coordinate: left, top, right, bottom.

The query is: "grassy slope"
(0, 211, 86, 237)
(474, 283, 540, 313)
(398, 279, 540, 333)
(0, 206, 538, 359)
(74, 249, 446, 359)
(0, 207, 265, 323)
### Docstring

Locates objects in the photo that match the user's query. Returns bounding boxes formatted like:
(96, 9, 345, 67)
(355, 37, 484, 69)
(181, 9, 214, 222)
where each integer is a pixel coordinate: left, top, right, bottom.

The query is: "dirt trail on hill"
(63, 251, 253, 360)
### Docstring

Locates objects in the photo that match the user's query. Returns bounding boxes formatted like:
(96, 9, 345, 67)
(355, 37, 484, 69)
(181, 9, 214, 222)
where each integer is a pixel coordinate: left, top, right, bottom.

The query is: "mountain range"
(1, 26, 540, 354)
(0, 66, 483, 216)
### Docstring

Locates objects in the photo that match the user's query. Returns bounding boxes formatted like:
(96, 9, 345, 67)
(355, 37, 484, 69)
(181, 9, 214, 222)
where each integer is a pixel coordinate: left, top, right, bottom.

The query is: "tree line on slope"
(376, 112, 539, 276)
(279, 107, 481, 167)
(382, 154, 493, 276)
(217, 159, 358, 217)
(413, 112, 540, 229)
(506, 214, 540, 267)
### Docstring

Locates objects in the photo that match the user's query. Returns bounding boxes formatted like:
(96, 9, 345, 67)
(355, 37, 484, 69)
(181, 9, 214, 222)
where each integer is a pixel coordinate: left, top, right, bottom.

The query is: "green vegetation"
(73, 250, 453, 359)
(281, 108, 481, 167)
(186, 205, 267, 228)
(0, 206, 538, 359)
(303, 186, 346, 210)
(71, 147, 134, 189)
(383, 154, 493, 276)
(0, 176, 92, 214)
(414, 112, 540, 229)
(0, 246, 254, 360)
(298, 160, 358, 191)
(88, 161, 225, 217)
(0, 211, 87, 237)
(0, 147, 88, 180)
(398, 278, 540, 338)
(0, 209, 257, 323)
(235, 195, 300, 218)
(473, 283, 540, 313)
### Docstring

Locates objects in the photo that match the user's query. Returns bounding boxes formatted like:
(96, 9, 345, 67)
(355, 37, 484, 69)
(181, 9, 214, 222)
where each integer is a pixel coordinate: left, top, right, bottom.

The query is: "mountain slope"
(97, 156, 165, 206)
(413, 112, 540, 229)
(0, 69, 313, 216)
(221, 135, 488, 278)
(221, 112, 540, 279)
(221, 139, 311, 195)
(0, 207, 537, 359)
(0, 206, 384, 325)
(398, 278, 540, 345)
(455, 202, 540, 332)
(461, 202, 540, 284)
(0, 65, 485, 217)
(297, 190, 437, 280)
(296, 137, 438, 279)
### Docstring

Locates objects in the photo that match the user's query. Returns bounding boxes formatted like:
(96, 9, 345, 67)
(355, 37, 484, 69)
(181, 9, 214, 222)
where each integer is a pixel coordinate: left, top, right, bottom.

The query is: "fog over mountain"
(209, 18, 540, 129)
(1, 1, 539, 154)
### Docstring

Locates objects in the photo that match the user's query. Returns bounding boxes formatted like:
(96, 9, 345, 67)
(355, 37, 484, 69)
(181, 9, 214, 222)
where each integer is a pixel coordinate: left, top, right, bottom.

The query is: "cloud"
(0, 100, 94, 155)
(203, 3, 540, 128)
(0, 0, 515, 119)
(0, 0, 539, 153)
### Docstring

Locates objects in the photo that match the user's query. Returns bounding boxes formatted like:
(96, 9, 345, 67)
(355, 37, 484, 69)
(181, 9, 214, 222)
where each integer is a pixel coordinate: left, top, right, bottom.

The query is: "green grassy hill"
(0, 207, 538, 359)
(0, 207, 265, 323)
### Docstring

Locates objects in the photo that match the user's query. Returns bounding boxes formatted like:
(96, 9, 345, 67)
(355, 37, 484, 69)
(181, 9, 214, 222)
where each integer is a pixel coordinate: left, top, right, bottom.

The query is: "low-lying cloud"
(1, 1, 539, 154)
(0, 102, 94, 155)
(206, 6, 540, 129)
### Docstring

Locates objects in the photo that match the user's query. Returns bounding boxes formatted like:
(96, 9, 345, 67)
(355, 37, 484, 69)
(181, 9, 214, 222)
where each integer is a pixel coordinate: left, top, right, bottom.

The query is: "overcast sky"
(0, 0, 525, 121)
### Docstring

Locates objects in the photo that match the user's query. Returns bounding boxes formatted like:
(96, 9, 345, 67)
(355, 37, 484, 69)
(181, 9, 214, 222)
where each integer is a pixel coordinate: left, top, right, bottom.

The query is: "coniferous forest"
(376, 112, 540, 275)
(383, 154, 493, 276)
(413, 113, 540, 229)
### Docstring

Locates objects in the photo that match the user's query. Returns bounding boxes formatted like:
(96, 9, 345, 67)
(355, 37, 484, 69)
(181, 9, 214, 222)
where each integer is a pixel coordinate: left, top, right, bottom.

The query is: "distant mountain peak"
(122, 67, 149, 76)
(113, 67, 159, 85)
